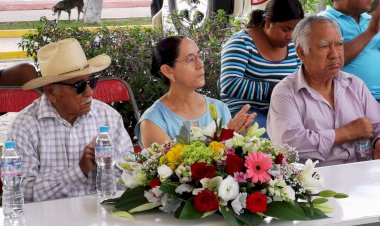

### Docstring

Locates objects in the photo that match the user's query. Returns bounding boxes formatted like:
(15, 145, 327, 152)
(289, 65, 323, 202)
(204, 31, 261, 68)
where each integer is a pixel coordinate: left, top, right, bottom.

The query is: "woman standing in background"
(219, 0, 304, 133)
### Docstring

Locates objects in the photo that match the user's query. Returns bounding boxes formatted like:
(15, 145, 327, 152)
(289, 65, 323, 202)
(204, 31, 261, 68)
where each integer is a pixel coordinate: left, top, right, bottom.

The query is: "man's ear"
(160, 64, 176, 83)
(296, 46, 306, 62)
(43, 84, 58, 103)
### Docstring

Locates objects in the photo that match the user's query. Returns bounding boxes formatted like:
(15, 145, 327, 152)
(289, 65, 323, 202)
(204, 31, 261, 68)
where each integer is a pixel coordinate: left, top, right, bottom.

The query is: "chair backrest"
(93, 77, 140, 121)
(0, 86, 42, 112)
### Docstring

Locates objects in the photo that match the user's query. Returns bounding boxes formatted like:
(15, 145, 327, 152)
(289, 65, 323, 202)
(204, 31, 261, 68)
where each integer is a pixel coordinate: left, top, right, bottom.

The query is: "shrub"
(19, 14, 244, 139)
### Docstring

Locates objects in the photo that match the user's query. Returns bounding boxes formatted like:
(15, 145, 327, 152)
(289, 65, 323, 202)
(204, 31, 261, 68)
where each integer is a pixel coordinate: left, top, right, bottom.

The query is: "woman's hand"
(227, 104, 256, 133)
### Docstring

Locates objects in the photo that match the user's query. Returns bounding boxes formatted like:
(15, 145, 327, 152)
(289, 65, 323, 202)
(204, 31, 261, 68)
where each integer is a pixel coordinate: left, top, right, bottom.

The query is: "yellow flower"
(160, 144, 186, 169)
(210, 141, 225, 154)
(209, 103, 218, 121)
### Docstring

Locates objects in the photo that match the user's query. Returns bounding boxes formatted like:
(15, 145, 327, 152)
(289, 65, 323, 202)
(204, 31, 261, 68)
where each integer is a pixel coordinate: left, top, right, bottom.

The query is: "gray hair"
(293, 15, 341, 55)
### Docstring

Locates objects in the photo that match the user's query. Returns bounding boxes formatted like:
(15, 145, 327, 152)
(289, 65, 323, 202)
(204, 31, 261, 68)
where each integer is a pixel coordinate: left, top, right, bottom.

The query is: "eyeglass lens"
(76, 77, 98, 94)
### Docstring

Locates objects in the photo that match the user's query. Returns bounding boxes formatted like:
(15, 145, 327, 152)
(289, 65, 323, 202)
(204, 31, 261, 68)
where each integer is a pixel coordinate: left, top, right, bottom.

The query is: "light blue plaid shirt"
(8, 94, 133, 202)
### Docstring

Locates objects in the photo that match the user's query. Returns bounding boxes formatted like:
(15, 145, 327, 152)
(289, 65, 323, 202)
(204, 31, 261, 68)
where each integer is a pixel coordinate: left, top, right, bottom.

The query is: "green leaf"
(129, 202, 162, 213)
(266, 202, 309, 220)
(302, 205, 329, 219)
(175, 199, 203, 220)
(219, 206, 244, 226)
(176, 121, 191, 144)
(312, 198, 328, 204)
(333, 193, 348, 198)
(119, 162, 133, 171)
(318, 190, 337, 197)
(160, 181, 181, 197)
(101, 197, 120, 205)
(111, 210, 134, 219)
(313, 204, 333, 214)
(235, 212, 262, 226)
(113, 186, 149, 211)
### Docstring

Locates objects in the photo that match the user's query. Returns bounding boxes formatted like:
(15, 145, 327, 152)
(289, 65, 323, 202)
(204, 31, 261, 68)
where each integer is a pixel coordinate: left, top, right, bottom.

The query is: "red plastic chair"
(0, 86, 42, 112)
(93, 77, 140, 121)
(93, 77, 141, 153)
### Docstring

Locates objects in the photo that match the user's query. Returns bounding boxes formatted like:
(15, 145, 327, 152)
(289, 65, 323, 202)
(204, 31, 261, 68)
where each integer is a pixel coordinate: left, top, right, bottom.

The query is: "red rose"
(274, 153, 285, 164)
(246, 192, 267, 213)
(191, 162, 215, 181)
(149, 178, 161, 188)
(193, 189, 219, 213)
(214, 128, 234, 142)
(225, 154, 244, 175)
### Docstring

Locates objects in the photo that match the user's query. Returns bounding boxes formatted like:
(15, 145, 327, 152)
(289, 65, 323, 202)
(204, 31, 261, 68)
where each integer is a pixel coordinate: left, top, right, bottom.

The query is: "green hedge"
(19, 13, 244, 139)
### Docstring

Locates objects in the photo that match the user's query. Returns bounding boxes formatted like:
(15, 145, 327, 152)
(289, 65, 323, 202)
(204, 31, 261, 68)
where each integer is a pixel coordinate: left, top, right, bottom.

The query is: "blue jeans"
(232, 107, 268, 139)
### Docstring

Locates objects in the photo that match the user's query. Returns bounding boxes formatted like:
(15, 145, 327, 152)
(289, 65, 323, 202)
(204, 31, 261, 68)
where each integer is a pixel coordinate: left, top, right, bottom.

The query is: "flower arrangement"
(103, 104, 347, 225)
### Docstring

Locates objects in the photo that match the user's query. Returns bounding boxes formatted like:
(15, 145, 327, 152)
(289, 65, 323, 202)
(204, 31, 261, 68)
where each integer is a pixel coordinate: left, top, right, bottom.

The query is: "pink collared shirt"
(267, 68, 380, 166)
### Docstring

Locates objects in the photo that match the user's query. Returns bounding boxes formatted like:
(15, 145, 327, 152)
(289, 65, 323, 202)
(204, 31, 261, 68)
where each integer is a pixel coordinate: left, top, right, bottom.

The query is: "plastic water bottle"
(1, 141, 24, 218)
(95, 126, 116, 198)
(355, 139, 373, 161)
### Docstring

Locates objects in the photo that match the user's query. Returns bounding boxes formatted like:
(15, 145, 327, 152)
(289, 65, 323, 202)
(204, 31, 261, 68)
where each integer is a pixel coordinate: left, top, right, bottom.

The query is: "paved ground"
(0, 0, 152, 69)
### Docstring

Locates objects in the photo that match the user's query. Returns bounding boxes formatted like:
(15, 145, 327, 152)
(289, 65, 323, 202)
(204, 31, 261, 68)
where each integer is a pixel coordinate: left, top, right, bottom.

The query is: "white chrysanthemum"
(175, 165, 191, 183)
(157, 164, 173, 181)
(266, 179, 295, 202)
(192, 176, 223, 195)
(232, 133, 245, 147)
(175, 184, 194, 194)
(144, 187, 163, 204)
(284, 185, 296, 201)
(190, 127, 207, 142)
(231, 192, 247, 215)
(121, 171, 147, 188)
(218, 176, 239, 201)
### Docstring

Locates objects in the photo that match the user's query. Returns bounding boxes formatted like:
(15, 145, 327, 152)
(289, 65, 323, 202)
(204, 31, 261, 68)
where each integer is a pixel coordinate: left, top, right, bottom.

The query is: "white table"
(1, 160, 380, 226)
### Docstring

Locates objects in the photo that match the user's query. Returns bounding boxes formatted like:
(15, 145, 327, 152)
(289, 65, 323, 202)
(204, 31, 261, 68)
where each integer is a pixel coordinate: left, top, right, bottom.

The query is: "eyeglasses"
(53, 75, 99, 94)
(174, 51, 205, 65)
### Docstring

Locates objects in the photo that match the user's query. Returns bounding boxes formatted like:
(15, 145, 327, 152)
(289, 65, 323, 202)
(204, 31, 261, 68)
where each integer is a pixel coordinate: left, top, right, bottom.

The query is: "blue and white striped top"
(219, 30, 301, 114)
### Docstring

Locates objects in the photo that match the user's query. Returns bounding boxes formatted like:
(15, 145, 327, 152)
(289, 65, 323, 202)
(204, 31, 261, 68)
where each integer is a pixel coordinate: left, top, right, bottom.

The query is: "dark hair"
(247, 0, 304, 28)
(151, 36, 185, 85)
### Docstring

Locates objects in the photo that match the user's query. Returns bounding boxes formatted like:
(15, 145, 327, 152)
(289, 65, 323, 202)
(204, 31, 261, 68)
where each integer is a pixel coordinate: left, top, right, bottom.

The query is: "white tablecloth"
(1, 160, 380, 226)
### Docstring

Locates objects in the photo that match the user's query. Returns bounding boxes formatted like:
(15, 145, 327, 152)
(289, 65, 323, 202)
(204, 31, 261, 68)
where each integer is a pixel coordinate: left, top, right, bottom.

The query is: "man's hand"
(345, 118, 374, 139)
(227, 104, 256, 133)
(79, 142, 96, 176)
(335, 118, 374, 146)
(368, 5, 380, 36)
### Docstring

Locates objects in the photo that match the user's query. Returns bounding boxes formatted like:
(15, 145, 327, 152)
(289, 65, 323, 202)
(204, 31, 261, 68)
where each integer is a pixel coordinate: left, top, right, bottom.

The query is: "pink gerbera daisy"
(244, 152, 272, 183)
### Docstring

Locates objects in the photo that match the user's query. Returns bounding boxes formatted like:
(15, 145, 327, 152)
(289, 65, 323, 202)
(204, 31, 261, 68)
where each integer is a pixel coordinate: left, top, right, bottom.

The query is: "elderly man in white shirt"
(8, 38, 133, 202)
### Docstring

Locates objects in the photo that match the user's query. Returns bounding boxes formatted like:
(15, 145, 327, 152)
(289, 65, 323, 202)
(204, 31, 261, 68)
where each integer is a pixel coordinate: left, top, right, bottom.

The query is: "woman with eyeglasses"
(219, 0, 304, 136)
(135, 36, 256, 148)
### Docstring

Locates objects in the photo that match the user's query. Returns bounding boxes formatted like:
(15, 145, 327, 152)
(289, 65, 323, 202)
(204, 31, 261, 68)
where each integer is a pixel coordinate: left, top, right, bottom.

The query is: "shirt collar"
(295, 66, 352, 93)
(326, 5, 371, 21)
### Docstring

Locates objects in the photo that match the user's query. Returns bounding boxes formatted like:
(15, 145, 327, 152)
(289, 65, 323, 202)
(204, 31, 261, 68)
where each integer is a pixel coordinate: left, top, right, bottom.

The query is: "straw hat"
(22, 38, 111, 90)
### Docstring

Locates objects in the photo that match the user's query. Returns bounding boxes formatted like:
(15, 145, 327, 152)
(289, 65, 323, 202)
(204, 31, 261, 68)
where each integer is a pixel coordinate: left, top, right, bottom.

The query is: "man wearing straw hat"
(7, 38, 133, 202)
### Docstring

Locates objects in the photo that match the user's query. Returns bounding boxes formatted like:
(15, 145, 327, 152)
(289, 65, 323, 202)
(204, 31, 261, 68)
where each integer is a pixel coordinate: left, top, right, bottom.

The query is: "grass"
(0, 17, 151, 30)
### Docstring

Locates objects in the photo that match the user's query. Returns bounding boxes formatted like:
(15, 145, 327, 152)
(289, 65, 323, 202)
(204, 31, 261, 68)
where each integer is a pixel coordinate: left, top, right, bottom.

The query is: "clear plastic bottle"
(1, 141, 24, 218)
(355, 139, 373, 161)
(95, 126, 116, 198)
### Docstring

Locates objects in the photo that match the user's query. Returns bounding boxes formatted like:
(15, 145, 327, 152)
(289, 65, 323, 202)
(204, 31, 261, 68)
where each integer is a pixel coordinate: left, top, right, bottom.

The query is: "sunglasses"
(53, 76, 99, 94)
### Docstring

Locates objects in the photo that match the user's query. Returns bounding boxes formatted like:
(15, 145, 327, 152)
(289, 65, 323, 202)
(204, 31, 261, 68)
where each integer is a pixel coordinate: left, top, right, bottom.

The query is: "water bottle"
(1, 141, 24, 218)
(355, 139, 373, 161)
(95, 126, 116, 198)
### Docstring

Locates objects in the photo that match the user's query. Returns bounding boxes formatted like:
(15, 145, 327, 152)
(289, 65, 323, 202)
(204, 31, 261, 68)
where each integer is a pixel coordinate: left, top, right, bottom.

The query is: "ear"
(160, 64, 176, 83)
(296, 45, 306, 62)
(43, 84, 59, 104)
(264, 16, 271, 29)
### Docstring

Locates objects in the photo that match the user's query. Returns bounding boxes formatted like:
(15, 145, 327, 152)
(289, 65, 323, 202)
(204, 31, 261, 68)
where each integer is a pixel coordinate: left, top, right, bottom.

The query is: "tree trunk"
(83, 0, 103, 23)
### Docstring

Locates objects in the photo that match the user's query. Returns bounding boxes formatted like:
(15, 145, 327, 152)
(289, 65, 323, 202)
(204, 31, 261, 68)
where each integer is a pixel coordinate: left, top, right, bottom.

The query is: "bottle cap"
(4, 141, 16, 149)
(99, 126, 109, 133)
